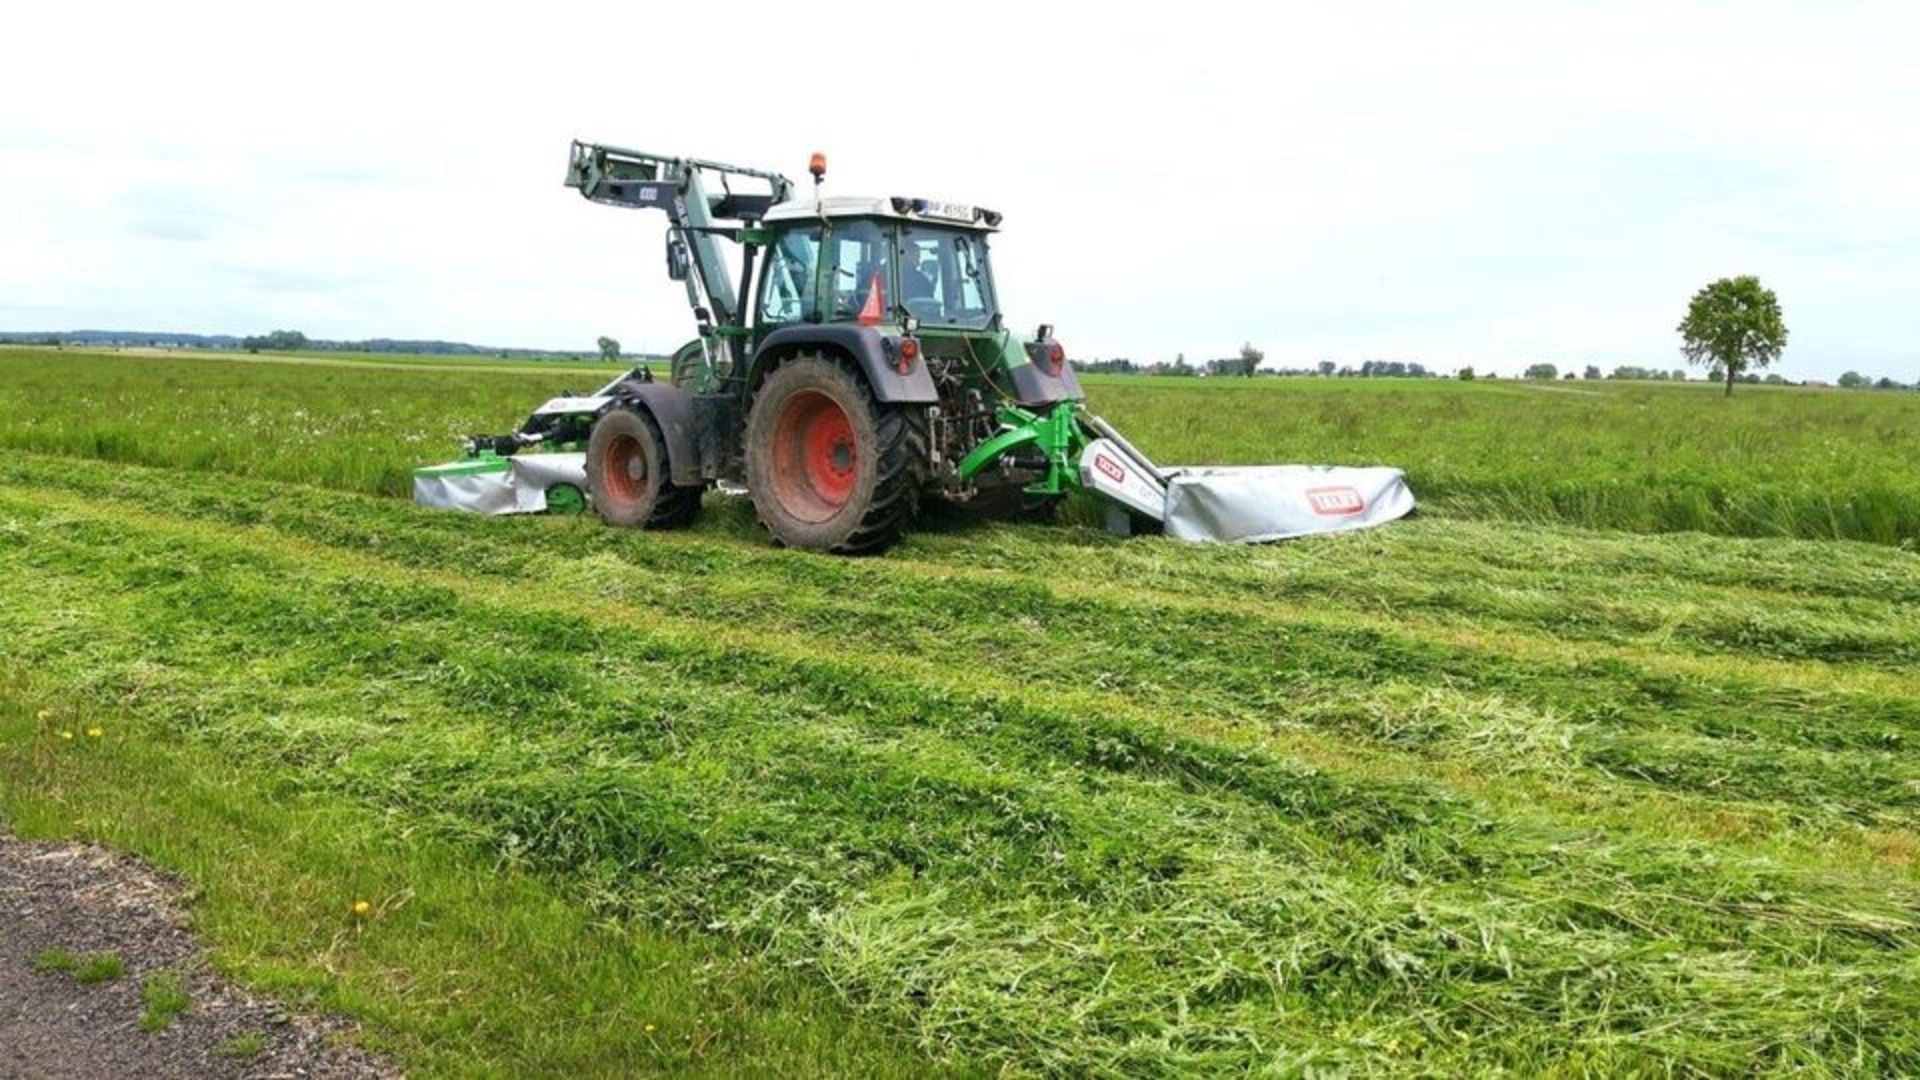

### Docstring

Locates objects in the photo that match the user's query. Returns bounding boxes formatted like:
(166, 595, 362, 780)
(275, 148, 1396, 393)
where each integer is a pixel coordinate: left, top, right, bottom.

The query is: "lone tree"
(1237, 342, 1264, 378)
(1677, 276, 1787, 397)
(597, 335, 621, 362)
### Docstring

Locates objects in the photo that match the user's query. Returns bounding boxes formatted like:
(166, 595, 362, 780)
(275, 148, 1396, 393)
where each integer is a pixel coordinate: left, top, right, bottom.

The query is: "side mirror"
(666, 234, 690, 282)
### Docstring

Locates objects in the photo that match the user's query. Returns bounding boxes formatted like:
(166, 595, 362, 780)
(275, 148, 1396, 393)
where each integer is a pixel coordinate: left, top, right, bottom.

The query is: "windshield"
(898, 225, 997, 329)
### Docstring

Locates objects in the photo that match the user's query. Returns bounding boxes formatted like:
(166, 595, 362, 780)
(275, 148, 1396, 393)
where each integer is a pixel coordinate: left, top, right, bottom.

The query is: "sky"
(2, 1, 1916, 381)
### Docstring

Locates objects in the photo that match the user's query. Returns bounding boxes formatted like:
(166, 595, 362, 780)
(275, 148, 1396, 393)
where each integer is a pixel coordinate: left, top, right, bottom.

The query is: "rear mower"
(413, 141, 1413, 551)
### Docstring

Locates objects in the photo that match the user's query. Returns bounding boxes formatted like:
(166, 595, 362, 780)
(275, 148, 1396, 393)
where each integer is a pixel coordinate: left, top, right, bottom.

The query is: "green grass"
(139, 971, 192, 1031)
(1, 348, 1916, 1073)
(3, 672, 946, 1076)
(33, 948, 125, 985)
(1080, 373, 1920, 544)
(1, 450, 1916, 1074)
(216, 1032, 267, 1059)
(2, 349, 1914, 543)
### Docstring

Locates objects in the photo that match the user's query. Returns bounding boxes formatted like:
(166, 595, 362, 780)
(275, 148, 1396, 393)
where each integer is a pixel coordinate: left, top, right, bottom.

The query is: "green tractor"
(413, 141, 1415, 551)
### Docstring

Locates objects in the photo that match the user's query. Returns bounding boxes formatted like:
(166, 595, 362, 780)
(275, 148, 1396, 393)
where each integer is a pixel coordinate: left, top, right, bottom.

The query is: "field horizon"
(4, 347, 1916, 546)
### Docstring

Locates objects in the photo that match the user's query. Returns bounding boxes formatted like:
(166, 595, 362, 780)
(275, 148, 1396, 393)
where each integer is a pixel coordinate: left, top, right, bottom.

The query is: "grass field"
(2, 348, 1918, 1075)
(4, 348, 1917, 544)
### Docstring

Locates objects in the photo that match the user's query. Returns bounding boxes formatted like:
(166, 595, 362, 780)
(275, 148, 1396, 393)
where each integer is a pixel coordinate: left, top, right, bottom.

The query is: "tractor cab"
(756, 197, 1003, 334)
(745, 197, 1082, 417)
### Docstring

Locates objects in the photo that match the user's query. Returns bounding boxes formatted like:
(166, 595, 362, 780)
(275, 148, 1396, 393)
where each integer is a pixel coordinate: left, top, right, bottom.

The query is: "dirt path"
(0, 835, 395, 1079)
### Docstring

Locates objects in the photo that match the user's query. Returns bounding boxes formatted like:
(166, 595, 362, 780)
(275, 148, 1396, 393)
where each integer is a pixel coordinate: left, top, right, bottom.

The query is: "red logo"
(1306, 486, 1365, 516)
(1094, 454, 1126, 483)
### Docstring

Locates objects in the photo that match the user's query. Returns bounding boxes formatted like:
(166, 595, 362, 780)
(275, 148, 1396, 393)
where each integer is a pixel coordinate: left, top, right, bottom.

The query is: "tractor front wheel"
(585, 408, 701, 529)
(745, 354, 922, 553)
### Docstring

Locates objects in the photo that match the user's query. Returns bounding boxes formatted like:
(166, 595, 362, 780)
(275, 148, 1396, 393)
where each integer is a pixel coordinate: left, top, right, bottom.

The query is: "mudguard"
(1006, 358, 1085, 406)
(613, 382, 702, 487)
(751, 325, 939, 404)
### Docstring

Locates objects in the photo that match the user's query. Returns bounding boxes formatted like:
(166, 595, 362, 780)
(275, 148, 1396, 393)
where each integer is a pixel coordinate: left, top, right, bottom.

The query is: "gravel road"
(0, 834, 396, 1079)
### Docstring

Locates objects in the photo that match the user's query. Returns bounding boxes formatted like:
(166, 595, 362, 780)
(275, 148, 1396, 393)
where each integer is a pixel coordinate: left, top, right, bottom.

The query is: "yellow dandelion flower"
(59, 731, 74, 740)
(36, 709, 52, 721)
(352, 899, 372, 916)
(644, 1023, 656, 1033)
(86, 727, 103, 738)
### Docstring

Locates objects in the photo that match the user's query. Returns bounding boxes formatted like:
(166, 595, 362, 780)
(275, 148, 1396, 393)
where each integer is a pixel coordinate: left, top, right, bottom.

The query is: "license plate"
(918, 200, 977, 223)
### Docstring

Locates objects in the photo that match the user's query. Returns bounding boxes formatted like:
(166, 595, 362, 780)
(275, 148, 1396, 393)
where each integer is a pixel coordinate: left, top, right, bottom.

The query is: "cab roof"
(762, 195, 1001, 231)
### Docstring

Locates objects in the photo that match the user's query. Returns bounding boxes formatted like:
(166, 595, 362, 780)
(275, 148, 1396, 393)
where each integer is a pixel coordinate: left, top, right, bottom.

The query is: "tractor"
(413, 141, 1414, 550)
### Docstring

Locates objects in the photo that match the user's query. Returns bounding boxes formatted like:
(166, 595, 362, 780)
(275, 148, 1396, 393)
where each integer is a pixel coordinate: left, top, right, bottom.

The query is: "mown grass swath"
(3, 348, 1917, 543)
(1, 684, 940, 1079)
(2, 450, 1916, 1074)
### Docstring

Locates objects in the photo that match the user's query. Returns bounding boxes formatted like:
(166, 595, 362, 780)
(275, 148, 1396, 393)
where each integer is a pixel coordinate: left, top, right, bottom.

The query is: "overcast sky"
(3, 1, 1916, 379)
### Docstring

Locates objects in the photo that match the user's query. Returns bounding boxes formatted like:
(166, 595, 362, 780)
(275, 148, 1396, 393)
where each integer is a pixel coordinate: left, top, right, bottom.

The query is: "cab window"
(758, 227, 820, 324)
(897, 225, 995, 328)
(826, 219, 893, 321)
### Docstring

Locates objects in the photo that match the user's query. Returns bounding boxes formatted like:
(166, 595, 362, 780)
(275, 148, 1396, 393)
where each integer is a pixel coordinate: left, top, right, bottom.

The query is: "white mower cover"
(1079, 438, 1414, 543)
(412, 452, 588, 515)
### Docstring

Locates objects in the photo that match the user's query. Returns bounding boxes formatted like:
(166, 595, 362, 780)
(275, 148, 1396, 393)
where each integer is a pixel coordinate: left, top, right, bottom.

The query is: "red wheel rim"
(770, 389, 857, 523)
(601, 432, 645, 507)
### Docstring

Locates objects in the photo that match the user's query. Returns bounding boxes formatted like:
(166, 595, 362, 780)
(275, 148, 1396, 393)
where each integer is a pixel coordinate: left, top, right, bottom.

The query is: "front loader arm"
(565, 141, 792, 324)
(565, 140, 795, 388)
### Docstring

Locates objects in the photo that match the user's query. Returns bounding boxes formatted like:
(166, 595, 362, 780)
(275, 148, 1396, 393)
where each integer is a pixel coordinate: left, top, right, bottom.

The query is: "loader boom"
(564, 140, 794, 378)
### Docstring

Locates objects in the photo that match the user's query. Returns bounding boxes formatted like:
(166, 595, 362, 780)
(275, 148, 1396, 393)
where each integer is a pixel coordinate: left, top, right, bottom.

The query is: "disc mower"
(413, 141, 1413, 552)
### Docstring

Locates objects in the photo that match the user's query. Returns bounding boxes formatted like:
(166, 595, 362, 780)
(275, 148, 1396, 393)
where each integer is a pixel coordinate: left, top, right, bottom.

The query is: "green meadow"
(1, 347, 1916, 1075)
(4, 349, 1916, 543)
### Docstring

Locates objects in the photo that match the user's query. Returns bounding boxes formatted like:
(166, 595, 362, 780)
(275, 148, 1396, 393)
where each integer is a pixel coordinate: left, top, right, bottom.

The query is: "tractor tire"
(585, 407, 702, 529)
(744, 353, 924, 554)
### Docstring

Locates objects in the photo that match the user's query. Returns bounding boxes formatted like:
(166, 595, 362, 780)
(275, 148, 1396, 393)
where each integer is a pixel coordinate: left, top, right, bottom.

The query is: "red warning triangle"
(857, 269, 885, 325)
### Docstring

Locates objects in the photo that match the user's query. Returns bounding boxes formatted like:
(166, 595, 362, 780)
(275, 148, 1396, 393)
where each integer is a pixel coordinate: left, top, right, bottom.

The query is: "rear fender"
(750, 325, 938, 404)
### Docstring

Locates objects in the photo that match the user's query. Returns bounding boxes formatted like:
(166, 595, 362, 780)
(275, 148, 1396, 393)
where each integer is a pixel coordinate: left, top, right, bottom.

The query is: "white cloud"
(1, 0, 1915, 378)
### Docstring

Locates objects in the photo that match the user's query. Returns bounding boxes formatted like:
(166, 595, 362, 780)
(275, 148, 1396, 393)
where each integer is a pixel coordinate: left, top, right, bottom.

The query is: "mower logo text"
(1094, 454, 1126, 484)
(1306, 486, 1366, 516)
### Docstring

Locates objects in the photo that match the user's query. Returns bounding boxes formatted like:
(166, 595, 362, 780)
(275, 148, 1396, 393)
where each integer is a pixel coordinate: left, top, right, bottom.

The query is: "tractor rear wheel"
(744, 354, 922, 553)
(585, 408, 701, 528)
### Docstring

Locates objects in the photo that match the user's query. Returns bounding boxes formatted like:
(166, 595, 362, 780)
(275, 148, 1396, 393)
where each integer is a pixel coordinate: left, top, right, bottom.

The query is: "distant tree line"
(1603, 365, 1692, 381)
(1076, 353, 1440, 379)
(0, 329, 625, 361)
(241, 329, 309, 353)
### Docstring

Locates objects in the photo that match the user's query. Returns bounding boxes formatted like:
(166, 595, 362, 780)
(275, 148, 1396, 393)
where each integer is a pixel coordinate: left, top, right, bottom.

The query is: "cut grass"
(2, 345, 1918, 1073)
(0, 679, 954, 1077)
(1, 454, 1916, 1074)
